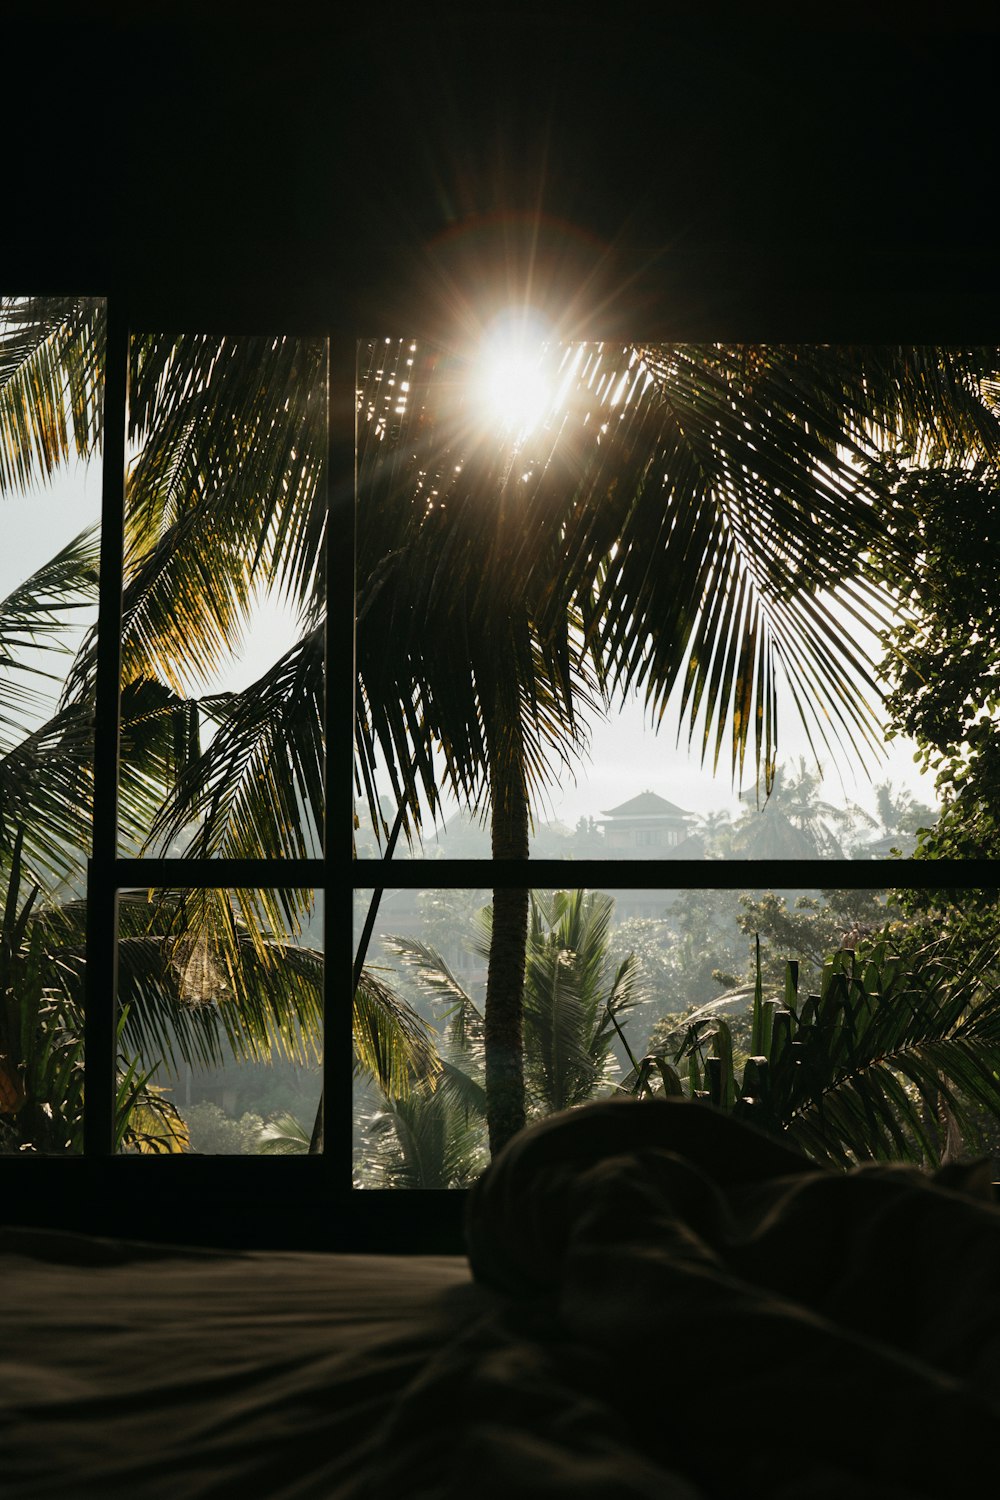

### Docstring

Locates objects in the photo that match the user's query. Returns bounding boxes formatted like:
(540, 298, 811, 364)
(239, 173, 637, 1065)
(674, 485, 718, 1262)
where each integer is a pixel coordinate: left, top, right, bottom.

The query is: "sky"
(531, 684, 936, 827)
(1, 467, 101, 583)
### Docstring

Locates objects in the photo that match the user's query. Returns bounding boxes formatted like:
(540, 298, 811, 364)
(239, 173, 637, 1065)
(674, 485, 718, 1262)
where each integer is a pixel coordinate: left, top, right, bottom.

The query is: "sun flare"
(471, 311, 554, 439)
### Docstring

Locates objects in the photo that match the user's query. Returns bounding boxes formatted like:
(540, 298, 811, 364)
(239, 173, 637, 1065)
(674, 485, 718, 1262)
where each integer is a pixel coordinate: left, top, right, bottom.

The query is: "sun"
(470, 310, 555, 440)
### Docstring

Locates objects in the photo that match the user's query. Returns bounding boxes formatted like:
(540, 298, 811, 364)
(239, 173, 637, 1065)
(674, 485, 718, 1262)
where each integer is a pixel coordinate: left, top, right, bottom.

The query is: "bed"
(5, 1099, 1000, 1498)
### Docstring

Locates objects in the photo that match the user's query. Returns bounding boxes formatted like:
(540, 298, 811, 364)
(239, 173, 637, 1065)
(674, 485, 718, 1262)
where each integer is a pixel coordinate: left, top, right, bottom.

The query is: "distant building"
(596, 790, 697, 856)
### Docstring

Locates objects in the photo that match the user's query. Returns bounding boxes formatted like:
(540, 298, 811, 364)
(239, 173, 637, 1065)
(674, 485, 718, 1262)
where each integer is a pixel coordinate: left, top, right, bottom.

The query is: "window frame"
(39, 303, 990, 1244)
(82, 306, 350, 1190)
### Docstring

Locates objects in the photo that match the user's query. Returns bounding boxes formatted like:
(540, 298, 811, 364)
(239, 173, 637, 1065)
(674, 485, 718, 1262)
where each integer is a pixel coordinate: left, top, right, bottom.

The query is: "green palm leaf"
(0, 297, 104, 492)
(664, 937, 1000, 1168)
(64, 331, 326, 707)
(0, 524, 99, 742)
(0, 705, 94, 893)
(143, 627, 324, 863)
(365, 1082, 487, 1189)
(257, 1111, 312, 1154)
(380, 932, 484, 1051)
(351, 964, 440, 1099)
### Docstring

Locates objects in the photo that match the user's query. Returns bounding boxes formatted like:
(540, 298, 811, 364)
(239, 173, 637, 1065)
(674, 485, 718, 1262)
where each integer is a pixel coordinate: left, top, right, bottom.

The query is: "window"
(352, 334, 1000, 1186)
(3, 309, 998, 1225)
(1, 301, 342, 1184)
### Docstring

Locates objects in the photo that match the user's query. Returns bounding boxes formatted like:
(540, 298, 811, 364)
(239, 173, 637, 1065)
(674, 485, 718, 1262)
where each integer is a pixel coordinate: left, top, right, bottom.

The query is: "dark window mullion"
(350, 857, 997, 892)
(112, 858, 327, 888)
(326, 336, 355, 1183)
(84, 295, 129, 1156)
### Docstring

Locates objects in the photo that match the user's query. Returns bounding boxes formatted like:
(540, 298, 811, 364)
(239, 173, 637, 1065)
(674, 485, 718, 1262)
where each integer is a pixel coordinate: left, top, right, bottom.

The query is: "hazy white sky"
(534, 684, 936, 827)
(1, 458, 101, 591)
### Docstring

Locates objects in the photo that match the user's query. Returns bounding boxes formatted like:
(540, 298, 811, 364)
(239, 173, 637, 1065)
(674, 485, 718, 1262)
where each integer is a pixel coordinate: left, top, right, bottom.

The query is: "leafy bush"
(629, 937, 1000, 1169)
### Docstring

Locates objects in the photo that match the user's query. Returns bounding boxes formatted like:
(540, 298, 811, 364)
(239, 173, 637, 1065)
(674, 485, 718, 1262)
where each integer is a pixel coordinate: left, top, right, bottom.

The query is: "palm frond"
(559, 344, 904, 786)
(352, 966, 440, 1099)
(357, 340, 1000, 826)
(436, 1057, 488, 1116)
(523, 938, 596, 1112)
(0, 297, 104, 493)
(63, 332, 326, 707)
(257, 1111, 311, 1154)
(141, 627, 323, 862)
(0, 704, 94, 894)
(380, 932, 476, 1006)
(365, 1079, 487, 1189)
(74, 889, 326, 1073)
(784, 940, 1000, 1166)
(658, 936, 1000, 1168)
(0, 525, 98, 751)
(43, 889, 437, 1109)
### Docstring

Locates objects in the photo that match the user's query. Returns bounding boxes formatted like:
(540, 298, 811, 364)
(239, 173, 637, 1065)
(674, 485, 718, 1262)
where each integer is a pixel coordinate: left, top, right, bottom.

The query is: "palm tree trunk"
(484, 680, 529, 1158)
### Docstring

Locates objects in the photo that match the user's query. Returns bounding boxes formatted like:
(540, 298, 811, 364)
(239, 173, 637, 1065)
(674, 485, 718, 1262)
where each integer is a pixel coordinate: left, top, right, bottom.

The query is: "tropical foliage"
(356, 341, 1000, 828)
(359, 1071, 489, 1190)
(1, 826, 190, 1153)
(0, 296, 434, 1151)
(630, 936, 1000, 1169)
(357, 337, 1000, 1150)
(362, 889, 649, 1183)
(734, 887, 903, 989)
(876, 455, 1000, 953)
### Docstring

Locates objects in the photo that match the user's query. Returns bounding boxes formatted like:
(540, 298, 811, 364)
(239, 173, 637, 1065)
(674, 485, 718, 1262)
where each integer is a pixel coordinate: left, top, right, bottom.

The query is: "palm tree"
(362, 879, 650, 1186)
(867, 780, 937, 856)
(360, 1072, 489, 1189)
(383, 887, 647, 1127)
(729, 758, 855, 859)
(521, 889, 648, 1112)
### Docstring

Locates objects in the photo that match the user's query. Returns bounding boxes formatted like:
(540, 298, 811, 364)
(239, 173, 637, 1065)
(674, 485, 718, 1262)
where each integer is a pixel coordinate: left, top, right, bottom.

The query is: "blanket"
(1, 1236, 485, 1499)
(369, 1097, 1000, 1499)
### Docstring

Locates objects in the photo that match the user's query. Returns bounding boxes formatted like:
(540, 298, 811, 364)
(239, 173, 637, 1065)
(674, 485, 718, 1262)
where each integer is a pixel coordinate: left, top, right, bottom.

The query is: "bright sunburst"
(471, 310, 554, 440)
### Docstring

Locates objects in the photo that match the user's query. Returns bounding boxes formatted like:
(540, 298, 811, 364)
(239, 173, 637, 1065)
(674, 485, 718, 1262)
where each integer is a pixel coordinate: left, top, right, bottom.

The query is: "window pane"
(0, 294, 104, 1154)
(352, 885, 489, 1188)
(354, 339, 982, 861)
(115, 887, 322, 1155)
(353, 885, 1000, 1184)
(119, 333, 327, 859)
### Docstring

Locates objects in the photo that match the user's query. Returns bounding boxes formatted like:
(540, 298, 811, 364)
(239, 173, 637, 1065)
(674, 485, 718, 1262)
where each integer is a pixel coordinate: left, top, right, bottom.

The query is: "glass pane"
(354, 884, 1000, 1184)
(352, 885, 489, 1188)
(353, 338, 1000, 861)
(0, 294, 105, 1154)
(115, 888, 322, 1155)
(119, 333, 327, 859)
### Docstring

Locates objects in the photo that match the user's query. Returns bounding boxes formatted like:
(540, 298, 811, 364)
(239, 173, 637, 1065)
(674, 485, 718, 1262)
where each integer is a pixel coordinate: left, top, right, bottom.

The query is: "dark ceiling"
(5, 4, 998, 337)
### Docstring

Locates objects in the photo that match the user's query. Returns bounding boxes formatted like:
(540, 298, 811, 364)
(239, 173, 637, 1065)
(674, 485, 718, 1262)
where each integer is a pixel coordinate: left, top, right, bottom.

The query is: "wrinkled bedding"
(5, 1099, 1000, 1498)
(1, 1231, 488, 1499)
(385, 1099, 1000, 1498)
